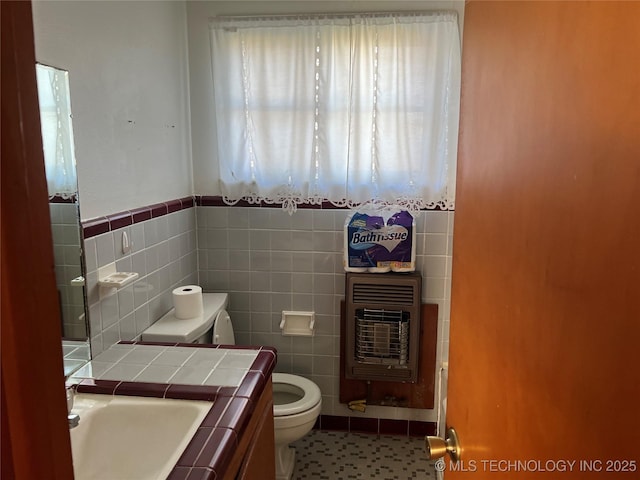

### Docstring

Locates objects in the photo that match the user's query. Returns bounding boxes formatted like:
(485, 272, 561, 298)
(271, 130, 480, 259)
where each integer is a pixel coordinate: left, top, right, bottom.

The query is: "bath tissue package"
(173, 285, 204, 319)
(344, 207, 416, 273)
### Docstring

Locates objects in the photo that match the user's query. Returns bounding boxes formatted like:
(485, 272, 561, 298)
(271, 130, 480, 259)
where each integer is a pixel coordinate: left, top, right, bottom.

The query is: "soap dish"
(98, 272, 139, 289)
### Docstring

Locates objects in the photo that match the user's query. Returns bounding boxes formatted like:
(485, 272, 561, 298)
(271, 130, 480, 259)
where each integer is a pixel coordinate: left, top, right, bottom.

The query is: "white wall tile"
(271, 230, 292, 251)
(117, 286, 134, 318)
(292, 273, 313, 293)
(424, 210, 450, 233)
(248, 209, 271, 229)
(314, 274, 336, 295)
(268, 209, 292, 230)
(206, 206, 228, 228)
(250, 293, 271, 313)
(312, 231, 335, 251)
(229, 271, 251, 291)
(95, 232, 115, 267)
(231, 311, 251, 332)
(313, 252, 334, 273)
(228, 208, 249, 229)
(228, 229, 249, 250)
(291, 354, 313, 375)
(195, 205, 454, 422)
(292, 252, 313, 272)
(424, 233, 448, 255)
(271, 272, 292, 292)
(208, 229, 228, 249)
(119, 312, 136, 341)
(292, 294, 312, 311)
(313, 314, 335, 336)
(312, 355, 334, 376)
(269, 292, 291, 314)
(250, 271, 270, 292)
(250, 312, 272, 333)
(271, 251, 293, 272)
(312, 210, 334, 231)
(143, 219, 160, 247)
(291, 231, 313, 251)
(293, 209, 313, 230)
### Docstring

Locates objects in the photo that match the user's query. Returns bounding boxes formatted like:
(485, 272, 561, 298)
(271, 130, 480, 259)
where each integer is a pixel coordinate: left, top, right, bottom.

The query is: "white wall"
(186, 0, 465, 195)
(32, 1, 193, 221)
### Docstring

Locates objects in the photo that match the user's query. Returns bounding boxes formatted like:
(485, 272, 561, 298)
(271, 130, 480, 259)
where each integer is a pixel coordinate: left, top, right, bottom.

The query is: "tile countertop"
(62, 340, 91, 377)
(67, 341, 277, 480)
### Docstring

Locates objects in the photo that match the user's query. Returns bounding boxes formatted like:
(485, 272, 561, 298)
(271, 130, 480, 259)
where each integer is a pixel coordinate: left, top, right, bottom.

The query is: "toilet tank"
(141, 293, 229, 344)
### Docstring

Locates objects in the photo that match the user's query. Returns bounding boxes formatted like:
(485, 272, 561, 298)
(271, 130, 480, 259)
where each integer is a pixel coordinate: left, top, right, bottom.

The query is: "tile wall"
(80, 200, 453, 422)
(197, 206, 454, 421)
(83, 208, 198, 355)
(49, 201, 85, 338)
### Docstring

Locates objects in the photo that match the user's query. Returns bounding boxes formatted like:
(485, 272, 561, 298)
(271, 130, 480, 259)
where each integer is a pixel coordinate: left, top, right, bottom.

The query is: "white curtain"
(36, 65, 77, 200)
(210, 12, 460, 213)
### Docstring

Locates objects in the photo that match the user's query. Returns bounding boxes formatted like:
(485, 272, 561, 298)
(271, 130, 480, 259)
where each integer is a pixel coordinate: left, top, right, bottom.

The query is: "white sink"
(70, 393, 212, 480)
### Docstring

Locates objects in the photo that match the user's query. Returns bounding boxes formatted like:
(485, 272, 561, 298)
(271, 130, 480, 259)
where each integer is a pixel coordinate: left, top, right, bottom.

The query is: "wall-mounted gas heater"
(344, 272, 422, 383)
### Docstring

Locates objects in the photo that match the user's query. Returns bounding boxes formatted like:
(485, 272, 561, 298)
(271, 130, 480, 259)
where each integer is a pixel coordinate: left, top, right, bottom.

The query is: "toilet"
(141, 292, 322, 480)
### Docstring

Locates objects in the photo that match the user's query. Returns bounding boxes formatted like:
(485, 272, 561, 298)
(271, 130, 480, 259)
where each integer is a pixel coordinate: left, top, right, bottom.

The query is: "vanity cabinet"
(224, 379, 276, 480)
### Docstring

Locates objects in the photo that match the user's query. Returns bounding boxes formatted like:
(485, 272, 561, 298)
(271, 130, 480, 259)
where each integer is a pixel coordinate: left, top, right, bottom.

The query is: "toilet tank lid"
(142, 293, 229, 342)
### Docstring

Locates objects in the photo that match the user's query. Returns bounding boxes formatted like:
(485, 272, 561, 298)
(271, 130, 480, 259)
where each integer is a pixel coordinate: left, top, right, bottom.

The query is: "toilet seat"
(212, 310, 235, 345)
(272, 373, 321, 417)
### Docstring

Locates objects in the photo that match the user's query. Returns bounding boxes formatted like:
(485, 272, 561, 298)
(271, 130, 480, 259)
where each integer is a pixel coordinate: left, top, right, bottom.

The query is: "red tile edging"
(194, 195, 451, 211)
(82, 196, 195, 239)
(82, 194, 450, 239)
(196, 195, 350, 209)
(315, 414, 436, 438)
(49, 194, 77, 204)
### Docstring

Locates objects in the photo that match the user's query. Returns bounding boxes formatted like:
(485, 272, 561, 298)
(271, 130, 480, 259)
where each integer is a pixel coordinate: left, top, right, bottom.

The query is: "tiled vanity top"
(68, 341, 277, 480)
(62, 340, 91, 377)
(71, 343, 259, 387)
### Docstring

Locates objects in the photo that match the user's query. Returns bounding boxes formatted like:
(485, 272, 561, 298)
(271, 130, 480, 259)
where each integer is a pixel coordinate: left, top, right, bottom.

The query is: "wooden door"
(1, 1, 74, 478)
(446, 1, 640, 478)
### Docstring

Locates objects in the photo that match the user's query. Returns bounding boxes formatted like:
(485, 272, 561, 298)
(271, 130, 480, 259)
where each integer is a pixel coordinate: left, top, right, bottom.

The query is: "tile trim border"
(81, 196, 195, 239)
(196, 195, 451, 211)
(314, 414, 436, 438)
(196, 195, 351, 210)
(49, 194, 77, 204)
(82, 194, 452, 238)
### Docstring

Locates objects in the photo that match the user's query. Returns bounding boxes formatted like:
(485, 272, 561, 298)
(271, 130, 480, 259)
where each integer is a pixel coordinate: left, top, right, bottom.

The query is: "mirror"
(36, 63, 89, 345)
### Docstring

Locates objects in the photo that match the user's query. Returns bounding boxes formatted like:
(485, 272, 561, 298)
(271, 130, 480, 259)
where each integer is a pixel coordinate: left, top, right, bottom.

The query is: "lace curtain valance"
(209, 12, 461, 213)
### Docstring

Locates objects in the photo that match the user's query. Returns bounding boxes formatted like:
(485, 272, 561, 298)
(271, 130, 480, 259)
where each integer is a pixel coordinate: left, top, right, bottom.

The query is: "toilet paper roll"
(368, 264, 391, 273)
(173, 285, 203, 319)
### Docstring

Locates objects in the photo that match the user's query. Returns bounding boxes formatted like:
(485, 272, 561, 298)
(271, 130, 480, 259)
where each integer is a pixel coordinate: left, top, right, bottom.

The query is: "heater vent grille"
(352, 283, 415, 306)
(355, 309, 409, 365)
(345, 272, 422, 383)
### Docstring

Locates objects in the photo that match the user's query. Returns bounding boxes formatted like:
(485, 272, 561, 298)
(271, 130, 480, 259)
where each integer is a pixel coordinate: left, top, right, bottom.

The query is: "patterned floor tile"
(291, 430, 436, 479)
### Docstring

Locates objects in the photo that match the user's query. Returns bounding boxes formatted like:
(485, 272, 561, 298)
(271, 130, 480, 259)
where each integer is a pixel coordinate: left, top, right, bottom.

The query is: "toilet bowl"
(141, 292, 322, 480)
(272, 373, 322, 480)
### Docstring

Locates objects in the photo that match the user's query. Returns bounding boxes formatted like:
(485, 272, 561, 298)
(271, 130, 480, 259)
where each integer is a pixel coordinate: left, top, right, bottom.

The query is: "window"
(209, 12, 460, 213)
(36, 64, 77, 200)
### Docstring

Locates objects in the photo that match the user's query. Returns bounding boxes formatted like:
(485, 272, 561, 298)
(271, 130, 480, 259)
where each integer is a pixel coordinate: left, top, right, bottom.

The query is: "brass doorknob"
(425, 427, 461, 462)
